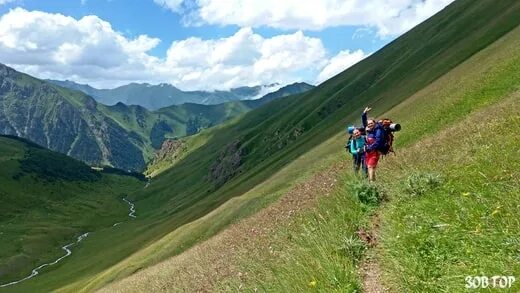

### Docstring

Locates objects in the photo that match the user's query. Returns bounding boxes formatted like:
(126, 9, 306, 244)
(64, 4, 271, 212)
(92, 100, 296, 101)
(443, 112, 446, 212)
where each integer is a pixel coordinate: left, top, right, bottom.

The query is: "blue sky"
(0, 0, 453, 90)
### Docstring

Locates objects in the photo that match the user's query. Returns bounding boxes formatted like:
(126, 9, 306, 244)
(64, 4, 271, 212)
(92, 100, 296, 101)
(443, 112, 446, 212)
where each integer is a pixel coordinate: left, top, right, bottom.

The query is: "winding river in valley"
(0, 198, 136, 288)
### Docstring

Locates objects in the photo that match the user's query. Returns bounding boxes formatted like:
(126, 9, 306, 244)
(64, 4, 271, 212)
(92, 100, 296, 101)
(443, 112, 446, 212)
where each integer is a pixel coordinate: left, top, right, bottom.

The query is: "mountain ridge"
(46, 79, 301, 110)
(0, 67, 313, 170)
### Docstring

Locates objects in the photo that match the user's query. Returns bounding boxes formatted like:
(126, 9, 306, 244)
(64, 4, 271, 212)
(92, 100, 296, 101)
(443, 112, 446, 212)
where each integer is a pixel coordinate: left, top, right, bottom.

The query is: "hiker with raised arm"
(362, 107, 384, 182)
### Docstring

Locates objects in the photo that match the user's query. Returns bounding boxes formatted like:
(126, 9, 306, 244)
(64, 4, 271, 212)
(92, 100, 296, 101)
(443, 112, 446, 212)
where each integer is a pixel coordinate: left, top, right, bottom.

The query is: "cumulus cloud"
(0, 8, 166, 88)
(316, 49, 368, 84)
(164, 27, 327, 90)
(181, 0, 454, 37)
(0, 9, 340, 90)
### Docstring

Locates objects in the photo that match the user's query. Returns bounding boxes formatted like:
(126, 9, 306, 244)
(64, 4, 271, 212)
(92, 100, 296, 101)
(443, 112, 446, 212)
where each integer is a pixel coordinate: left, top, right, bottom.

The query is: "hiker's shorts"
(365, 151, 380, 168)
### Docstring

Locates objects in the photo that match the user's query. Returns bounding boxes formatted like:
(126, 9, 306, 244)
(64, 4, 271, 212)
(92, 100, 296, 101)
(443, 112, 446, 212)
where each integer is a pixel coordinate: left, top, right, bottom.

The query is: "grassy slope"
(72, 0, 520, 290)
(99, 20, 520, 292)
(97, 91, 300, 162)
(0, 136, 142, 286)
(5, 0, 519, 291)
(232, 22, 520, 292)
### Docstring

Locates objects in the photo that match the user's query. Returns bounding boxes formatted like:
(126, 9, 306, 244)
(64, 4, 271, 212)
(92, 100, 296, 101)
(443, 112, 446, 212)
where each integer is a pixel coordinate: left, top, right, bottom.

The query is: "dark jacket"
(362, 112, 384, 152)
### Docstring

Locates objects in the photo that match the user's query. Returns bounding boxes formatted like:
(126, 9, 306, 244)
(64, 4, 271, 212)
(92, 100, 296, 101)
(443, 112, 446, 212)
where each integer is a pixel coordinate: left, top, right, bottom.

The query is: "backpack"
(377, 119, 395, 155)
(345, 135, 353, 153)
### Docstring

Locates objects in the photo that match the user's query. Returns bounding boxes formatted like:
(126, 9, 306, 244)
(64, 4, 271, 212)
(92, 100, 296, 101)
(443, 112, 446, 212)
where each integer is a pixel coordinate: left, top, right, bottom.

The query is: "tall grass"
(377, 95, 520, 292)
(215, 24, 520, 292)
(220, 176, 372, 292)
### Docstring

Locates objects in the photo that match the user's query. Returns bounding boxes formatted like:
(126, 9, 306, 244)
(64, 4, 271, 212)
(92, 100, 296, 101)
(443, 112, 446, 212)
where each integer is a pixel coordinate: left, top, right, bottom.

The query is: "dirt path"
(359, 214, 387, 293)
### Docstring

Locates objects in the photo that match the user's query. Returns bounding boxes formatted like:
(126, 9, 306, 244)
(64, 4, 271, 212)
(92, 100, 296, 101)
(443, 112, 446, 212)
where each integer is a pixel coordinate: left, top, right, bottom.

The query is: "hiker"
(362, 107, 384, 182)
(348, 128, 367, 176)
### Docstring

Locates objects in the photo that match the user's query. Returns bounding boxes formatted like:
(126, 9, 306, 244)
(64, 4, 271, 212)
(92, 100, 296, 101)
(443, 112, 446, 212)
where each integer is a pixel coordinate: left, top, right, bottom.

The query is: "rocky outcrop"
(209, 140, 243, 187)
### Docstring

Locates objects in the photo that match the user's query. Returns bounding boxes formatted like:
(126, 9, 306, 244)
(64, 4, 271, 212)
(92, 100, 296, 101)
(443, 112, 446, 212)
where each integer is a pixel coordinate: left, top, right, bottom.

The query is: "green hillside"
(101, 10, 520, 291)
(0, 67, 311, 171)
(0, 135, 142, 285)
(2, 0, 519, 292)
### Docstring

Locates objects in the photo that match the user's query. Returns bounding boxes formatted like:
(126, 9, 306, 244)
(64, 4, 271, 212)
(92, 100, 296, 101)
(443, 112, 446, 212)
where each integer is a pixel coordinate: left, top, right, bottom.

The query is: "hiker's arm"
(362, 107, 371, 127)
(350, 141, 358, 154)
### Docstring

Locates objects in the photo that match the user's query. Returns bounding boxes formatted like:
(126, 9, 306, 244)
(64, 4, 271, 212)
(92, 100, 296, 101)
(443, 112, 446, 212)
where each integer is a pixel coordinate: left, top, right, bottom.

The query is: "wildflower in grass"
(462, 192, 470, 196)
(308, 279, 317, 288)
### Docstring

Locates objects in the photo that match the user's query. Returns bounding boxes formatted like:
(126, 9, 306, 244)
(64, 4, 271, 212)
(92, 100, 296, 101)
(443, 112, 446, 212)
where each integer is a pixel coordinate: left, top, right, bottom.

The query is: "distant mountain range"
(47, 79, 285, 110)
(0, 63, 313, 171)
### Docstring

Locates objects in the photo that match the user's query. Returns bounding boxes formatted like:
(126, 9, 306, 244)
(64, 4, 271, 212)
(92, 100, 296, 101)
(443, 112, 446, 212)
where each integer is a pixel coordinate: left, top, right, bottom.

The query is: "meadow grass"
(207, 24, 520, 292)
(226, 175, 372, 292)
(3, 1, 519, 291)
(231, 95, 518, 292)
(96, 18, 520, 293)
(71, 3, 520, 291)
(376, 94, 519, 292)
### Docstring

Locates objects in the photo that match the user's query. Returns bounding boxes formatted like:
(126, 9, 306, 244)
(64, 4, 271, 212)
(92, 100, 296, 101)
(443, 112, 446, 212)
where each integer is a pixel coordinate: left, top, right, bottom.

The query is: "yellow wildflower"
(308, 280, 317, 288)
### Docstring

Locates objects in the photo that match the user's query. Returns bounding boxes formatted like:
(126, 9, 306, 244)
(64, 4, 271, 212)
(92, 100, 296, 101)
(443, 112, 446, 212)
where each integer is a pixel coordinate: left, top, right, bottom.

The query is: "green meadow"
(1, 0, 519, 292)
(101, 14, 520, 292)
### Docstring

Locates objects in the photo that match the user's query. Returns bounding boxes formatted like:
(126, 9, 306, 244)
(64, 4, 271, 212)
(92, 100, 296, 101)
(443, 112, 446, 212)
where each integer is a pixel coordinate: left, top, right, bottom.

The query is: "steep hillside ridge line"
(119, 0, 520, 249)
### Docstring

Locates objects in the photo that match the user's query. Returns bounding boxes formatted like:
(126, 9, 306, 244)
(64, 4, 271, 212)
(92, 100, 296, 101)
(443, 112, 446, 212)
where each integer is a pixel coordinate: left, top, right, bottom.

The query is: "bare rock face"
(152, 139, 187, 163)
(209, 140, 243, 187)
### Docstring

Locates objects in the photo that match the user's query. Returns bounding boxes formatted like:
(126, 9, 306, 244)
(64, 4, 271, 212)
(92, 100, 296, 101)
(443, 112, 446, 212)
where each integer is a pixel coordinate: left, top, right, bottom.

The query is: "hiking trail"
(359, 213, 387, 293)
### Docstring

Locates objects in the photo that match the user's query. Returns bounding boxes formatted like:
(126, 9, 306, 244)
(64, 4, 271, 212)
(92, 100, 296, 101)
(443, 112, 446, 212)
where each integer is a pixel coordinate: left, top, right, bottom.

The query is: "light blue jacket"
(349, 136, 366, 155)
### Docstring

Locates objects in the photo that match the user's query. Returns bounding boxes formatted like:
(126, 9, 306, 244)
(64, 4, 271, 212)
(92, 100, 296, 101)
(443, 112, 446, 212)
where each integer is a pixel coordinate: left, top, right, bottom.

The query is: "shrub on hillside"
(349, 181, 383, 206)
(405, 172, 442, 196)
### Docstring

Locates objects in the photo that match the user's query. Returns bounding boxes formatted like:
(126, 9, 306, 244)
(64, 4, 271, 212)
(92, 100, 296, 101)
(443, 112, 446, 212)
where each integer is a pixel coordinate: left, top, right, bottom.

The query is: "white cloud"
(0, 9, 341, 90)
(184, 0, 454, 37)
(164, 27, 327, 90)
(316, 49, 367, 84)
(0, 0, 15, 5)
(153, 0, 184, 12)
(0, 8, 163, 88)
